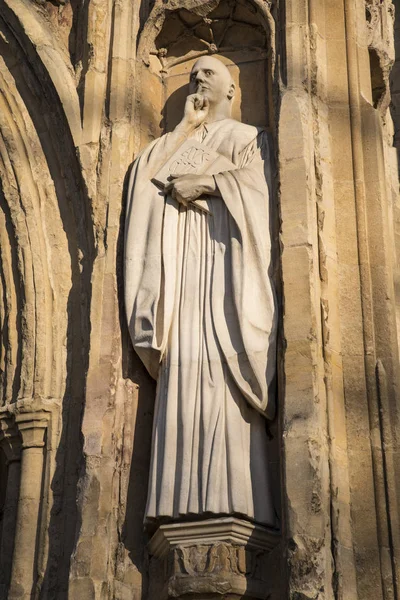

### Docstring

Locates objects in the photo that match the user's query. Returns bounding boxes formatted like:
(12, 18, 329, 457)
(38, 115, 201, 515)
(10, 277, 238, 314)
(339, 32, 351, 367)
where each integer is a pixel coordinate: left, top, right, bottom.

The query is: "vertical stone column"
(8, 413, 49, 600)
(0, 416, 21, 599)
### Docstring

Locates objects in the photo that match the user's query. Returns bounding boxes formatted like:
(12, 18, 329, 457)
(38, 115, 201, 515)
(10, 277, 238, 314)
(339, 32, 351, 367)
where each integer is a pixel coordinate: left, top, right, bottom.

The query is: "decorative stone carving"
(125, 54, 277, 529)
(152, 0, 267, 64)
(148, 518, 279, 599)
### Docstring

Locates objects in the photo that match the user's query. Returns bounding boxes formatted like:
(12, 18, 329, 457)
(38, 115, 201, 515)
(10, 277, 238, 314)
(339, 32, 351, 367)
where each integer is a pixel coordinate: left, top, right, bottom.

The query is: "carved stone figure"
(125, 56, 277, 527)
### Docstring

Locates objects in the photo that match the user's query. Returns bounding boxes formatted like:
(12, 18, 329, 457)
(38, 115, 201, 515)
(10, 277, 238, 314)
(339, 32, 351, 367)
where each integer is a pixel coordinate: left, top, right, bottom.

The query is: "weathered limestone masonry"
(0, 0, 399, 599)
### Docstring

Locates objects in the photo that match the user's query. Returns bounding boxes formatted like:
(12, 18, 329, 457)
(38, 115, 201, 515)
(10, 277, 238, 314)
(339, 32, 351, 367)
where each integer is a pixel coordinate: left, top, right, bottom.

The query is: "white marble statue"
(125, 56, 277, 527)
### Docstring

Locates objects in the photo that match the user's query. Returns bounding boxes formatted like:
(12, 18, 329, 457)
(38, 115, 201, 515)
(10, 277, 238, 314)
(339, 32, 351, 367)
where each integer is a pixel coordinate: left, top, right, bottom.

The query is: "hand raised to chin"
(179, 94, 209, 131)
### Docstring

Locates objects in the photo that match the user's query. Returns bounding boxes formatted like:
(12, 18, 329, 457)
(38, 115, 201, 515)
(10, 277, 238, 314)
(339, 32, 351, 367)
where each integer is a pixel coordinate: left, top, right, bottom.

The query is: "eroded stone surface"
(0, 1, 399, 599)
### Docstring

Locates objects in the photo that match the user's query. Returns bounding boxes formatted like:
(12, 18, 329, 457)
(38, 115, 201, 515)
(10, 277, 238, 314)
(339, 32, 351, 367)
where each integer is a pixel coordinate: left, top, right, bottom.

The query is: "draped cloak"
(125, 119, 277, 526)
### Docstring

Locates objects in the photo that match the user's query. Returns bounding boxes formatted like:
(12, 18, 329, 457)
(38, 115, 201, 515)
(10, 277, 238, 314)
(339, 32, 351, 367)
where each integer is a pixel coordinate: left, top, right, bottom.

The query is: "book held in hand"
(152, 139, 236, 214)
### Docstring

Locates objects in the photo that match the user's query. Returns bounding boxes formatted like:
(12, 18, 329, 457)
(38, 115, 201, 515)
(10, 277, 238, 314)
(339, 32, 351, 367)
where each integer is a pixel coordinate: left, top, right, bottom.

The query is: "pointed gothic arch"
(0, 7, 95, 595)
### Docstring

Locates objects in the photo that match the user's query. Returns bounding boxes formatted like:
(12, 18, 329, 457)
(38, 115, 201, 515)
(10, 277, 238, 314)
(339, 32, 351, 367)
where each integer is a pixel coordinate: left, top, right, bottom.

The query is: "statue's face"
(189, 57, 234, 106)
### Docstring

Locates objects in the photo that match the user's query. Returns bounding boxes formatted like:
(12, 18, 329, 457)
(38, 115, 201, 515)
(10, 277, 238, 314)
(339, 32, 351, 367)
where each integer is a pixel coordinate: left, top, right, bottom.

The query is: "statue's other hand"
(164, 173, 216, 205)
(181, 94, 209, 129)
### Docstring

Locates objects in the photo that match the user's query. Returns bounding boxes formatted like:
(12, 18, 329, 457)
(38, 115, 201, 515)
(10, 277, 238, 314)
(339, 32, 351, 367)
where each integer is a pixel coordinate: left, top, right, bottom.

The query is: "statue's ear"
(228, 82, 235, 100)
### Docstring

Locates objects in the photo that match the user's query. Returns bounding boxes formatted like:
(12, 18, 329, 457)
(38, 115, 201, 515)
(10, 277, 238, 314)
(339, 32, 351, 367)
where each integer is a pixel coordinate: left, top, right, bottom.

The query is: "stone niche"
(134, 1, 283, 598)
(136, 0, 276, 145)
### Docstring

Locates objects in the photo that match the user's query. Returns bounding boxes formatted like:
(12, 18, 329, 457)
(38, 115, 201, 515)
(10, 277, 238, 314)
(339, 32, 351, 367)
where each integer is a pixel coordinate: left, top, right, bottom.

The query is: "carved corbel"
(148, 517, 280, 600)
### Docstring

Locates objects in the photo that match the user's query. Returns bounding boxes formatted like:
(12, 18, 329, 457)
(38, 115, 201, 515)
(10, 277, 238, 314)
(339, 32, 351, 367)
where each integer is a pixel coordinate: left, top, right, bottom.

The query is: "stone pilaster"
(0, 416, 21, 600)
(148, 518, 280, 600)
(8, 412, 50, 600)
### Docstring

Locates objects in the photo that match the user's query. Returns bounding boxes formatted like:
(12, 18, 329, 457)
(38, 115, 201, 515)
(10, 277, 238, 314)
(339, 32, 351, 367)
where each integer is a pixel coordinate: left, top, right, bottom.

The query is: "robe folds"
(125, 119, 278, 526)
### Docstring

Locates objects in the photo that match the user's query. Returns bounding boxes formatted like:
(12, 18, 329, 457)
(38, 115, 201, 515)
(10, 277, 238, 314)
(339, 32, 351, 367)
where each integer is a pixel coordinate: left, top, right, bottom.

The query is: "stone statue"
(125, 56, 277, 527)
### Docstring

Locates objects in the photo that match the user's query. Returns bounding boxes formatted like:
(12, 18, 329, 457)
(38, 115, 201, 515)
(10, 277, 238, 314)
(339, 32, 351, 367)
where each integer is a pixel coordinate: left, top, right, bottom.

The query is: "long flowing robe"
(125, 118, 277, 526)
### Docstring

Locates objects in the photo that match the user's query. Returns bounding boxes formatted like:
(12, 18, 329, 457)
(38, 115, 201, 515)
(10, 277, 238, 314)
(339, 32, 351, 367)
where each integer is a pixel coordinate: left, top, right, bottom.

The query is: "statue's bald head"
(189, 56, 235, 118)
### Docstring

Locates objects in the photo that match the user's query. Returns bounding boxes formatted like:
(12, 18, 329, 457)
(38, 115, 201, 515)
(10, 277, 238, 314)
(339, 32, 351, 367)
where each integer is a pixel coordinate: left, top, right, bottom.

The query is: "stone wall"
(0, 0, 399, 599)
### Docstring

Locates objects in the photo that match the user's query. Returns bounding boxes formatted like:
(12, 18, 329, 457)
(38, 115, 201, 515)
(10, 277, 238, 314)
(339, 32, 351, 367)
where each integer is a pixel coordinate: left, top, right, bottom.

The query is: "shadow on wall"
(68, 0, 91, 120)
(118, 164, 156, 599)
(390, 1, 400, 171)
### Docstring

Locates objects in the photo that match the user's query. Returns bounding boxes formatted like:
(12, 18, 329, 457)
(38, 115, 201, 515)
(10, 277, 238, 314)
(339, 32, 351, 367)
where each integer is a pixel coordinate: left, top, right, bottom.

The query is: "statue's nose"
(195, 72, 205, 83)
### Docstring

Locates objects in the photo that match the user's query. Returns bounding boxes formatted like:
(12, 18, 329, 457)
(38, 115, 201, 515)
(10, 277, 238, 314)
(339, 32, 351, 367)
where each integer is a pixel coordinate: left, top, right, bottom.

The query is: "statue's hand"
(180, 94, 209, 130)
(164, 173, 216, 205)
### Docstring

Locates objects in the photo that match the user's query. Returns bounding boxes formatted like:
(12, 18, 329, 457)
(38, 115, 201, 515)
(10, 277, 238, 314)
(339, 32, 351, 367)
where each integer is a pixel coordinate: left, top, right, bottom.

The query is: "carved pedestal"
(148, 518, 280, 600)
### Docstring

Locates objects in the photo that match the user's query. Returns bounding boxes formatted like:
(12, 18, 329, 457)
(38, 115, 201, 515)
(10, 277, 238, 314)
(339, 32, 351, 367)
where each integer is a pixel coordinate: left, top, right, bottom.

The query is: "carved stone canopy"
(138, 0, 275, 70)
